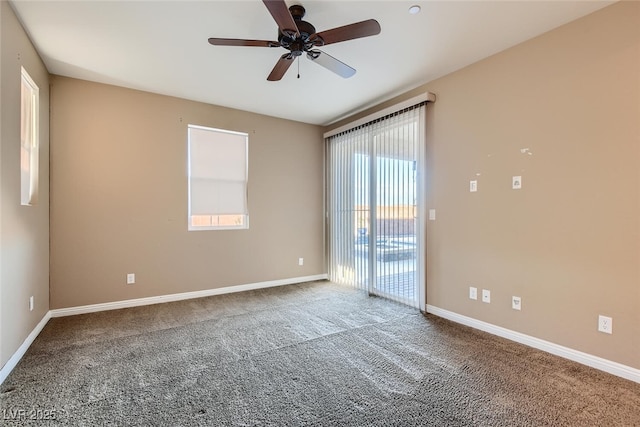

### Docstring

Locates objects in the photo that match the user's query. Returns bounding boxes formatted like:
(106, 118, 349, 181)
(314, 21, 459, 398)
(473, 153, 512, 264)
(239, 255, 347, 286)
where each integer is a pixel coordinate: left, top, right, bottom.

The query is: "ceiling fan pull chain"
(297, 57, 300, 79)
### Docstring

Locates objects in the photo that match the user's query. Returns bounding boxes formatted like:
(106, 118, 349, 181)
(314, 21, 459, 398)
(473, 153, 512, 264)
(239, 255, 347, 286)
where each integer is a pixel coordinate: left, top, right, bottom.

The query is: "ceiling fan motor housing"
(278, 5, 318, 56)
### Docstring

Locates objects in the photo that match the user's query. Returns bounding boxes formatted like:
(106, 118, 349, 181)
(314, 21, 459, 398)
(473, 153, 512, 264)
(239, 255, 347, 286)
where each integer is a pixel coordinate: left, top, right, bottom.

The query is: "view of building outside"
(353, 154, 417, 300)
(328, 104, 424, 308)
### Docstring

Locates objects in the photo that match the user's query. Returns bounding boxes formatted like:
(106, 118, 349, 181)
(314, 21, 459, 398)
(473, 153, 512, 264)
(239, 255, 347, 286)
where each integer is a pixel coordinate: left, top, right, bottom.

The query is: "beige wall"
(3, 0, 637, 375)
(328, 1, 640, 369)
(0, 0, 50, 369)
(50, 77, 325, 309)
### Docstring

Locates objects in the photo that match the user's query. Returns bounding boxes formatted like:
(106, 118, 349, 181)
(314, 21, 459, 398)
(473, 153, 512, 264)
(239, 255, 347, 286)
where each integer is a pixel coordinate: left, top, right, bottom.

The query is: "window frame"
(20, 67, 40, 206)
(187, 124, 249, 231)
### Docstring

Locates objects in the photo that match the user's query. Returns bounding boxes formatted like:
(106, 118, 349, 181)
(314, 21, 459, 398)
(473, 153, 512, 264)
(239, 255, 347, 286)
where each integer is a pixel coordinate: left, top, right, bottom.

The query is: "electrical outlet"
(127, 273, 135, 285)
(512, 296, 522, 311)
(598, 315, 612, 334)
(298, 258, 304, 266)
(482, 289, 491, 303)
(469, 287, 477, 300)
(29, 296, 34, 311)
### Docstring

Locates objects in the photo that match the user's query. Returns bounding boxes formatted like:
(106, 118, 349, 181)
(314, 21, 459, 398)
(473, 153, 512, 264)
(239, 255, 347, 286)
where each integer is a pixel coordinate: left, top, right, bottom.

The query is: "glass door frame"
(325, 103, 427, 311)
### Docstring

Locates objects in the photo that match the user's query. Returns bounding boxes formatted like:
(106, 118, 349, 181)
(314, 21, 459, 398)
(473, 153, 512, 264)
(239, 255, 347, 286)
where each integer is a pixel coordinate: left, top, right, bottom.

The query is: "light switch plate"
(127, 273, 135, 285)
(469, 287, 478, 300)
(512, 296, 522, 310)
(470, 180, 478, 192)
(512, 176, 522, 189)
(429, 209, 436, 220)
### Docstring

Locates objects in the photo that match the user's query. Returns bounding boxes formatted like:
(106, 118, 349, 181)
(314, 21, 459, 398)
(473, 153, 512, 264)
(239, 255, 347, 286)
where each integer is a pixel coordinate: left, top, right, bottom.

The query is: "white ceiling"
(11, 0, 614, 125)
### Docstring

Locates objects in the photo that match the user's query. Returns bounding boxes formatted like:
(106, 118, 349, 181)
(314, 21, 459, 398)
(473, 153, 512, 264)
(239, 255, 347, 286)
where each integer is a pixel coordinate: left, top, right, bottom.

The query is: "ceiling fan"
(208, 0, 381, 81)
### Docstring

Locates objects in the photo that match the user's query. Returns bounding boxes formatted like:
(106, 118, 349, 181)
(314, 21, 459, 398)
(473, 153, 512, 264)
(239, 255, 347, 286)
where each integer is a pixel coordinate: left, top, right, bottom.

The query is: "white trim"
(1, 275, 326, 385)
(0, 311, 51, 385)
(50, 275, 328, 317)
(426, 305, 640, 384)
(4, 287, 635, 387)
(323, 92, 436, 139)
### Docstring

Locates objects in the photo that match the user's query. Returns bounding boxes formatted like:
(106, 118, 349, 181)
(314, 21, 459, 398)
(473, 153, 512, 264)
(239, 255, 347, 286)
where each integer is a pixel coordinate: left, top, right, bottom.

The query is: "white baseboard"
(50, 274, 328, 317)
(1, 275, 327, 386)
(426, 304, 640, 384)
(0, 311, 51, 385)
(9, 282, 633, 388)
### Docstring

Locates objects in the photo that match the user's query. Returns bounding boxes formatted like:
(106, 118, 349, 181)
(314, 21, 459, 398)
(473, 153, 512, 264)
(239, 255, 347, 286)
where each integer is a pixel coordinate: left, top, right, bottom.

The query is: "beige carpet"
(1, 280, 639, 426)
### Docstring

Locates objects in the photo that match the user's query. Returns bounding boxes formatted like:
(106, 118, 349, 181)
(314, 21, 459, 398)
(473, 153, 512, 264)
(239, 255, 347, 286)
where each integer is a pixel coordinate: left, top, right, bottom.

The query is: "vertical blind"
(327, 103, 425, 308)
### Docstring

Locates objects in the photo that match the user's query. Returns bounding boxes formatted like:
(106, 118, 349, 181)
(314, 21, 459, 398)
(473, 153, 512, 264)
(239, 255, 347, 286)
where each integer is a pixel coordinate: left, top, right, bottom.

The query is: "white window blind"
(188, 125, 248, 230)
(20, 67, 39, 206)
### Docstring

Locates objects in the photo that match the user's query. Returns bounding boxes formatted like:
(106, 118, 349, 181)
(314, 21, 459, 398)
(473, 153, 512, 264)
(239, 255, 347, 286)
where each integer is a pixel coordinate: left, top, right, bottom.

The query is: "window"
(187, 125, 248, 230)
(21, 67, 39, 206)
(327, 102, 426, 309)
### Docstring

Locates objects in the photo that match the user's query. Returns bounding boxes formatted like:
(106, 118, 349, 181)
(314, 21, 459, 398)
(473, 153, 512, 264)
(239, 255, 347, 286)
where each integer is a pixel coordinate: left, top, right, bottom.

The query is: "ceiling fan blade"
(208, 38, 280, 48)
(311, 19, 381, 46)
(267, 54, 295, 81)
(307, 51, 356, 78)
(262, 0, 300, 38)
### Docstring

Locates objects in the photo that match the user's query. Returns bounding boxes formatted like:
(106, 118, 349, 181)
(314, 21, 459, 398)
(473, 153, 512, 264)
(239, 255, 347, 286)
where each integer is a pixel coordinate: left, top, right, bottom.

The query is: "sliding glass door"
(327, 104, 425, 308)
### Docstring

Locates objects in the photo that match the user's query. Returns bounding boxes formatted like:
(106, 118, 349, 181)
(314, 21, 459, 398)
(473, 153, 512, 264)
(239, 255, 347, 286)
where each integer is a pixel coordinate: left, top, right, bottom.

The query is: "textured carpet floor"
(1, 280, 639, 426)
